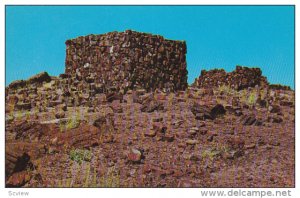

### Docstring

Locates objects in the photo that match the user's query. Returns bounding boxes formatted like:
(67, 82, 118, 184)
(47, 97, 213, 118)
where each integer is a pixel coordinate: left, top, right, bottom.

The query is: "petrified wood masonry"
(65, 30, 188, 94)
(193, 66, 269, 90)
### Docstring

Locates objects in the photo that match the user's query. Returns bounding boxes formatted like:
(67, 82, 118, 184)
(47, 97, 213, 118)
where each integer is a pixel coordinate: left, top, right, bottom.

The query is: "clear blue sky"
(6, 6, 295, 88)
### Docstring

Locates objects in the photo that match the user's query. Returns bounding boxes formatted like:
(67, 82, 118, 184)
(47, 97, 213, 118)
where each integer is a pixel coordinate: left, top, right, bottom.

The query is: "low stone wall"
(192, 66, 269, 90)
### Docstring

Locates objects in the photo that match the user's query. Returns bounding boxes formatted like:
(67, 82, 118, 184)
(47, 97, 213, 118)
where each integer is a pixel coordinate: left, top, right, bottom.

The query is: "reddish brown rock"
(152, 123, 167, 134)
(268, 105, 281, 113)
(127, 148, 143, 163)
(6, 171, 32, 187)
(144, 130, 156, 137)
(5, 142, 46, 179)
(51, 123, 111, 149)
(241, 114, 262, 126)
(162, 134, 175, 142)
(186, 139, 199, 145)
(280, 100, 294, 107)
(55, 111, 65, 119)
(111, 101, 123, 113)
(14, 121, 58, 142)
(227, 136, 245, 150)
(268, 115, 283, 123)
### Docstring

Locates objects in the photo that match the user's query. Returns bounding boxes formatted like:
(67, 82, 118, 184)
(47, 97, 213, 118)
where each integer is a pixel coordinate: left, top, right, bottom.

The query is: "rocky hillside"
(5, 66, 294, 187)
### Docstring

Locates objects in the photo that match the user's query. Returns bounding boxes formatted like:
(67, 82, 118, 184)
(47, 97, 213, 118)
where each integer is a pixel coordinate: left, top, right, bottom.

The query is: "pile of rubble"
(192, 66, 271, 90)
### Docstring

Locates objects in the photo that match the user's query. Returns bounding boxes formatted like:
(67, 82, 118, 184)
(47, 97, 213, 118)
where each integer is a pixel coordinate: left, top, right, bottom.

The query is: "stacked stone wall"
(65, 30, 188, 94)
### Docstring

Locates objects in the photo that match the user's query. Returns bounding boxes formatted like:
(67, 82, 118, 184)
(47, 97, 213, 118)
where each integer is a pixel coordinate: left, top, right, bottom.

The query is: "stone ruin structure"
(192, 66, 270, 90)
(5, 30, 292, 112)
(64, 30, 188, 95)
(5, 30, 188, 110)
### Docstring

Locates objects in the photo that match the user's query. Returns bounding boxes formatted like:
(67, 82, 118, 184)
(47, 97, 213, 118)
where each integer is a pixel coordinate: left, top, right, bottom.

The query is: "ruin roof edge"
(65, 29, 186, 44)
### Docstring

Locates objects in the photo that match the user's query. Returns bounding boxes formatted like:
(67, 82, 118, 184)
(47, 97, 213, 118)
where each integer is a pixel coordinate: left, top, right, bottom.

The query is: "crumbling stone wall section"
(193, 66, 269, 90)
(269, 84, 291, 91)
(65, 30, 188, 94)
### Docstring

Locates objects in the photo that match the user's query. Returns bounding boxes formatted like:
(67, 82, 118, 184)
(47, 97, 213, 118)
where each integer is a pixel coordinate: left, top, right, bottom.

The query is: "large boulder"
(51, 121, 115, 149)
(191, 103, 212, 120)
(13, 121, 58, 142)
(210, 104, 226, 119)
(191, 103, 226, 120)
